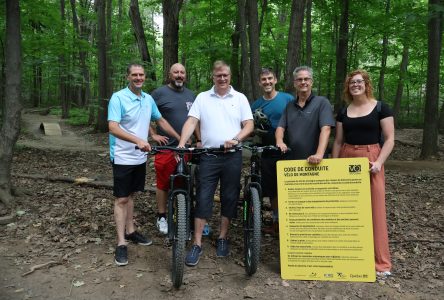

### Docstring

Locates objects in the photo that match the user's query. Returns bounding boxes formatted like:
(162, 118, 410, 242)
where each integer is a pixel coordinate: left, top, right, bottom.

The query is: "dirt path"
(18, 110, 108, 152)
(0, 113, 442, 300)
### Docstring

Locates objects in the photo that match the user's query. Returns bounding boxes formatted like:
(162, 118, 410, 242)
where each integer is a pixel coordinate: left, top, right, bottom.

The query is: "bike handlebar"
(135, 145, 242, 155)
(242, 144, 291, 153)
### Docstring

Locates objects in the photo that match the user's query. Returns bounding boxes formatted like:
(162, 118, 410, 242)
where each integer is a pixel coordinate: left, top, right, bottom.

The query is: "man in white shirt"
(178, 61, 253, 266)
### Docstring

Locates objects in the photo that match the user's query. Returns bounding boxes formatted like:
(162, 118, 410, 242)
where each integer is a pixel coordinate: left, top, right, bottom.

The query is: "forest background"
(0, 0, 443, 210)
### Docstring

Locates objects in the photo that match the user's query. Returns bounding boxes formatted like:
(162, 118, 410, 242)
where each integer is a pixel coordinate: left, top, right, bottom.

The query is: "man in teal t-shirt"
(251, 68, 294, 235)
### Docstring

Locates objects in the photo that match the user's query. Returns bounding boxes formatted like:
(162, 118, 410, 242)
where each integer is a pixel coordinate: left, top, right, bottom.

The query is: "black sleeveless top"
(336, 102, 393, 145)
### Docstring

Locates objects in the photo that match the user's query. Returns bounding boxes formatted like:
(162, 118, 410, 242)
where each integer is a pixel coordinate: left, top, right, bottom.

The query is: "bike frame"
(243, 150, 262, 218)
(167, 153, 193, 242)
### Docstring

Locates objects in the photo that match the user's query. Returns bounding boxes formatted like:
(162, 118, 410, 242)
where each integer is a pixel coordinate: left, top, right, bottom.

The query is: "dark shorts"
(112, 162, 146, 198)
(261, 150, 288, 198)
(194, 151, 242, 219)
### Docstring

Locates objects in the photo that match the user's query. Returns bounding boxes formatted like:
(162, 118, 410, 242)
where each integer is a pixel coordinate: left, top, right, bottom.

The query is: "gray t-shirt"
(278, 94, 335, 160)
(151, 85, 196, 146)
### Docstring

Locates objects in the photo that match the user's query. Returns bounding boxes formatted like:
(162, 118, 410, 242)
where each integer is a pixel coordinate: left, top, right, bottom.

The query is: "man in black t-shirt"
(150, 63, 197, 235)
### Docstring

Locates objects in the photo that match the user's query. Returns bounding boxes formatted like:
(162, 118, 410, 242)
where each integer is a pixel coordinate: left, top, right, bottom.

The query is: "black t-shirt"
(336, 101, 393, 145)
(151, 85, 195, 146)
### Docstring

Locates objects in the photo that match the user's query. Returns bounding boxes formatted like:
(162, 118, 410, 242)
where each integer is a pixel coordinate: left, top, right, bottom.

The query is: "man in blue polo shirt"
(108, 63, 180, 266)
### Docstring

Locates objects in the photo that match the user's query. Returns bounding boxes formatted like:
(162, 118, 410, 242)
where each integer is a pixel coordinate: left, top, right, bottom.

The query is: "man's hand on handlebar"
(136, 140, 151, 152)
(276, 142, 288, 153)
(224, 139, 240, 149)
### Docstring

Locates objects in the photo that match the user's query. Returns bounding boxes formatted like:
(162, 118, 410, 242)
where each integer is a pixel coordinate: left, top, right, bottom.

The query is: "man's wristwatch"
(232, 137, 240, 143)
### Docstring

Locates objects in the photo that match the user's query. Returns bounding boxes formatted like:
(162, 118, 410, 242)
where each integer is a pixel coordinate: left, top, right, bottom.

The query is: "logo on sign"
(349, 165, 361, 173)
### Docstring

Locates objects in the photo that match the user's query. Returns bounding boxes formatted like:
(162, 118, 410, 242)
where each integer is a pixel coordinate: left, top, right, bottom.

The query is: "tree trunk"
(305, 0, 313, 67)
(333, 0, 349, 112)
(421, 0, 443, 158)
(247, 0, 261, 100)
(59, 0, 69, 119)
(238, 0, 253, 101)
(393, 42, 409, 127)
(0, 0, 22, 218)
(230, 15, 241, 90)
(258, 0, 267, 33)
(0, 37, 4, 112)
(439, 101, 444, 133)
(70, 0, 90, 107)
(96, 0, 109, 133)
(129, 0, 157, 81)
(378, 0, 390, 101)
(285, 0, 305, 92)
(162, 0, 183, 83)
(106, 0, 113, 97)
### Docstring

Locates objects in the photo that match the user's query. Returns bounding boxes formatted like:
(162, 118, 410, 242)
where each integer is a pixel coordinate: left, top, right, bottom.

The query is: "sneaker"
(156, 217, 168, 235)
(185, 244, 202, 266)
(216, 238, 229, 257)
(125, 231, 153, 246)
(376, 271, 392, 278)
(114, 245, 128, 266)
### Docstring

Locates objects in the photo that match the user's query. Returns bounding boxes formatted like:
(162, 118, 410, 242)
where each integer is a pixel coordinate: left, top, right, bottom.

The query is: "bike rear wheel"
(172, 193, 187, 288)
(244, 187, 261, 276)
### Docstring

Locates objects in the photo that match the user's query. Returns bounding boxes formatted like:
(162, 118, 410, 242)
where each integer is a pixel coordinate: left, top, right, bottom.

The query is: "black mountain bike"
(241, 144, 283, 276)
(145, 145, 238, 288)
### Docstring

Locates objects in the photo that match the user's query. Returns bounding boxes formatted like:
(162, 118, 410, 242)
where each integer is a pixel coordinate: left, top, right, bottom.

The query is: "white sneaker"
(156, 217, 168, 235)
(376, 271, 392, 278)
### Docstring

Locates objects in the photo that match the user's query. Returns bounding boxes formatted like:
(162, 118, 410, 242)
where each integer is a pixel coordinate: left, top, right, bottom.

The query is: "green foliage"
(50, 107, 91, 126)
(1, 0, 441, 128)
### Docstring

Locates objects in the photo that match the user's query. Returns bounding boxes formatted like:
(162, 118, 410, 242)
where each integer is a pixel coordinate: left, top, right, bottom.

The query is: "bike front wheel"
(244, 186, 261, 276)
(172, 193, 187, 288)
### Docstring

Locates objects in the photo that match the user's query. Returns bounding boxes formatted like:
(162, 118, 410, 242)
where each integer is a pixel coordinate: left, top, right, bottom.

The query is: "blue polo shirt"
(108, 87, 161, 165)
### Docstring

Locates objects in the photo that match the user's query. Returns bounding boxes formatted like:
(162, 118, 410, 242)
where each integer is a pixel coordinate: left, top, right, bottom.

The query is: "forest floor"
(0, 111, 443, 300)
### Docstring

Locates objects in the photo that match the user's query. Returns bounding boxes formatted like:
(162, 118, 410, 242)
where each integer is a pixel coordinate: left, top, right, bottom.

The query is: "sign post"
(277, 158, 376, 282)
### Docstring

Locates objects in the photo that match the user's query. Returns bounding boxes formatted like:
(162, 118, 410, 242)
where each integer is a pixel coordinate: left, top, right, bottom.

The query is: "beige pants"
(340, 143, 392, 272)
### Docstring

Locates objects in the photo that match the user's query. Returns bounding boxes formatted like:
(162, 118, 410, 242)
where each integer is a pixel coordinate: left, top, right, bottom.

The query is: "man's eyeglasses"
(294, 77, 312, 83)
(349, 79, 365, 85)
(213, 73, 230, 79)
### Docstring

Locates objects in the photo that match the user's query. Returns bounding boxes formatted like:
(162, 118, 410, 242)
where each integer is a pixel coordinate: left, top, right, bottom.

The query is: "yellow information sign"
(277, 158, 375, 282)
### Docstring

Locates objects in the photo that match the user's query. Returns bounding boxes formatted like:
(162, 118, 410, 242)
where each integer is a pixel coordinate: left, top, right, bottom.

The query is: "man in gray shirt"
(276, 66, 335, 163)
(150, 63, 197, 235)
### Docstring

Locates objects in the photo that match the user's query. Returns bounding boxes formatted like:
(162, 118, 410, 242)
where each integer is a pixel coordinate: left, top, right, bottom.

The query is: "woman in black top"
(332, 69, 395, 277)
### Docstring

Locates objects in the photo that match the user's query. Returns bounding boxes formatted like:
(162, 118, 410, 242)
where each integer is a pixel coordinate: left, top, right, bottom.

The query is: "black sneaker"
(125, 231, 153, 246)
(216, 238, 229, 257)
(115, 245, 128, 266)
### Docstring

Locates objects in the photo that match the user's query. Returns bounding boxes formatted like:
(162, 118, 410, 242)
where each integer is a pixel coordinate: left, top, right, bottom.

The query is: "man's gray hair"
(293, 66, 313, 79)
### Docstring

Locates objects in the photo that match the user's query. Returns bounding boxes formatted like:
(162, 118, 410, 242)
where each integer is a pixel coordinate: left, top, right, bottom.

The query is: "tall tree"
(333, 0, 349, 111)
(162, 0, 183, 83)
(421, 0, 443, 158)
(230, 15, 241, 90)
(247, 0, 261, 100)
(393, 42, 409, 126)
(59, 0, 69, 119)
(129, 0, 156, 81)
(284, 0, 305, 92)
(70, 0, 91, 107)
(96, 0, 109, 133)
(106, 0, 113, 97)
(305, 0, 313, 67)
(0, 0, 21, 223)
(377, 0, 390, 101)
(238, 0, 253, 101)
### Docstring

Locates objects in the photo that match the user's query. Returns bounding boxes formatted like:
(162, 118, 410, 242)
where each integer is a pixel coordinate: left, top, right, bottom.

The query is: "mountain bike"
(241, 144, 284, 276)
(143, 145, 238, 288)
